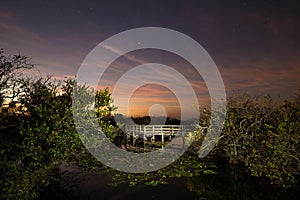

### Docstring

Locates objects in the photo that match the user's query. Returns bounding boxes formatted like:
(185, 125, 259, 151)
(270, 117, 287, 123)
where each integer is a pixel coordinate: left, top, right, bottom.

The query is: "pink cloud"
(0, 9, 13, 19)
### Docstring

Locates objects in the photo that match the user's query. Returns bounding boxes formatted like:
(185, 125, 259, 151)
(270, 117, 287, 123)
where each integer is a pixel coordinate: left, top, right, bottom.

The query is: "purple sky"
(1, 0, 300, 118)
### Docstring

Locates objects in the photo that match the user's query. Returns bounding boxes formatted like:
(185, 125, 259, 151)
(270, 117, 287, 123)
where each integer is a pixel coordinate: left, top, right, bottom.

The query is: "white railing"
(125, 125, 193, 148)
(125, 125, 190, 136)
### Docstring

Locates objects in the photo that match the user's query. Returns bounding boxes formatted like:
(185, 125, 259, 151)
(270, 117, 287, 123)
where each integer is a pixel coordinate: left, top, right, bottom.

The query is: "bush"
(0, 50, 119, 199)
(203, 92, 300, 187)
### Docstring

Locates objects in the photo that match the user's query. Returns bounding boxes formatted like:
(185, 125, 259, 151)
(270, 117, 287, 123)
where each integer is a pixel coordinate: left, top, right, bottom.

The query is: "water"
(42, 164, 299, 200)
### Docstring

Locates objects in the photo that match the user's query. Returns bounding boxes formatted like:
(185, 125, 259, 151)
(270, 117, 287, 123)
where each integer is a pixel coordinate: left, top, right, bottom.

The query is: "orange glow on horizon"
(128, 84, 181, 119)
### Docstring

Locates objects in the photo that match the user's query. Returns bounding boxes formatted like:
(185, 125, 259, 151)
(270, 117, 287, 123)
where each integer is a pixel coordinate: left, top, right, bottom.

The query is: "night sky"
(1, 0, 300, 118)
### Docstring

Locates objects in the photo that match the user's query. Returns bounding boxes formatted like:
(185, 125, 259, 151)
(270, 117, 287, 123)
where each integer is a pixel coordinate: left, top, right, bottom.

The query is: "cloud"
(102, 44, 149, 65)
(0, 8, 110, 79)
(220, 64, 300, 99)
(0, 9, 13, 19)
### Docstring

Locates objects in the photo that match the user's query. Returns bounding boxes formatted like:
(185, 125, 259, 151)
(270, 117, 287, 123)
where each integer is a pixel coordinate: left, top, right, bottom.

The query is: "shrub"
(0, 50, 119, 199)
(204, 92, 300, 187)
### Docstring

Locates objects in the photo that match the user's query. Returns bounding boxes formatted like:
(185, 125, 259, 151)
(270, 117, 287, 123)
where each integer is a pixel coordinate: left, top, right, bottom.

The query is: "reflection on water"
(43, 164, 299, 200)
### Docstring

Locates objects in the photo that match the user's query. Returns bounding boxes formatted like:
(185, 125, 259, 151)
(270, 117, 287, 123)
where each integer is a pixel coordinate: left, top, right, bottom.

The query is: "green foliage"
(104, 152, 214, 187)
(202, 93, 300, 187)
(95, 87, 124, 145)
(1, 78, 85, 199)
(0, 50, 119, 199)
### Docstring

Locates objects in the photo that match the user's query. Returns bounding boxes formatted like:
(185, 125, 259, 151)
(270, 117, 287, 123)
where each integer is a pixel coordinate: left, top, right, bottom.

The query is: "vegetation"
(103, 92, 300, 189)
(0, 49, 299, 199)
(210, 93, 300, 187)
(0, 50, 114, 199)
(130, 116, 181, 125)
(103, 151, 217, 187)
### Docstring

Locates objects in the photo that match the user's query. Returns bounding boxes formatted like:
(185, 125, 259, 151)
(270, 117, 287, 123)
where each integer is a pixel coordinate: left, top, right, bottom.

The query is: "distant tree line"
(131, 116, 180, 125)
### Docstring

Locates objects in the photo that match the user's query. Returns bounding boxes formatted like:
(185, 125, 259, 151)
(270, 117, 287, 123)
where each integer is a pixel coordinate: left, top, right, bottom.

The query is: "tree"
(0, 48, 33, 106)
(95, 87, 125, 146)
(0, 49, 120, 199)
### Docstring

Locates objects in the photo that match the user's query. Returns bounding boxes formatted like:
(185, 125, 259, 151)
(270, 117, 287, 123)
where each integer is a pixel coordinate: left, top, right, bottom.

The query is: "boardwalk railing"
(125, 125, 193, 149)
